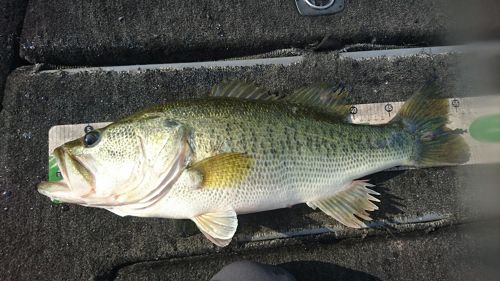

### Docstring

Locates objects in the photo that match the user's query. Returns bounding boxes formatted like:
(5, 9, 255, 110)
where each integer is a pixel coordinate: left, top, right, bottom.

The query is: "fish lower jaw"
(98, 195, 193, 219)
(104, 204, 185, 219)
(37, 182, 89, 205)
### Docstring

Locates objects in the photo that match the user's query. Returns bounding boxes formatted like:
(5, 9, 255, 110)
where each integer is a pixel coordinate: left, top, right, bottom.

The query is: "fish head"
(38, 116, 190, 207)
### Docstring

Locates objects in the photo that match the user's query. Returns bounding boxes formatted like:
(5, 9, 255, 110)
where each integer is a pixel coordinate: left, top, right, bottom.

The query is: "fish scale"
(149, 98, 415, 217)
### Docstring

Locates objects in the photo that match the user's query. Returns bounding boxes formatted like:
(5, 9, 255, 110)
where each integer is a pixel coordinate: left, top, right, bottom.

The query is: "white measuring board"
(48, 96, 500, 167)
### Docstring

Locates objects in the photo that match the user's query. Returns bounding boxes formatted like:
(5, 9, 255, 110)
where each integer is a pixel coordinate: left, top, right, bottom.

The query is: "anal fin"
(191, 209, 238, 247)
(307, 180, 380, 228)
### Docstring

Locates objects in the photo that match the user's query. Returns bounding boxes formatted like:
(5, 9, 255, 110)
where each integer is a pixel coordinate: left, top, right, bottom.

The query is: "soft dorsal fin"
(307, 180, 380, 228)
(285, 84, 351, 120)
(210, 80, 278, 101)
(211, 80, 350, 120)
(192, 209, 238, 247)
(188, 152, 254, 189)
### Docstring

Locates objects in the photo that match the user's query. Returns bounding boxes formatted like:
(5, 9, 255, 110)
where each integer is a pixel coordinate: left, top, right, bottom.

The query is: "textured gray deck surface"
(1, 48, 499, 280)
(112, 224, 497, 281)
(19, 0, 500, 66)
(3, 0, 500, 279)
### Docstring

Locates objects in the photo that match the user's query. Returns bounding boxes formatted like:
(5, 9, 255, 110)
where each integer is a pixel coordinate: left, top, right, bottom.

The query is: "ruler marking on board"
(47, 96, 500, 179)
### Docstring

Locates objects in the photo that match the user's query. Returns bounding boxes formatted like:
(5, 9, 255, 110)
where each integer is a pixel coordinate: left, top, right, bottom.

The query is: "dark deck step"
(19, 0, 500, 66)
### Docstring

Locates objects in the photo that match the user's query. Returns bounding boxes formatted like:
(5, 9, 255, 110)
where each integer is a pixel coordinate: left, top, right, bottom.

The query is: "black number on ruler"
(84, 125, 94, 133)
(384, 103, 393, 117)
(452, 98, 460, 112)
(349, 106, 358, 119)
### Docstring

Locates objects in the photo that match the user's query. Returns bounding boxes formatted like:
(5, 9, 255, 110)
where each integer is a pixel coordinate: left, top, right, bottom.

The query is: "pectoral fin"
(192, 210, 238, 247)
(307, 180, 380, 228)
(188, 153, 254, 189)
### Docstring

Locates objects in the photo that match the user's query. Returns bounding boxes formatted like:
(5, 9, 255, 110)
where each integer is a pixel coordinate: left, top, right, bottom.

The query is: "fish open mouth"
(37, 147, 95, 202)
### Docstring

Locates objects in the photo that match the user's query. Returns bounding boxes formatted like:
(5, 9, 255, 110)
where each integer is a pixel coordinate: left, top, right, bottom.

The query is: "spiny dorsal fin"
(285, 84, 351, 120)
(192, 209, 238, 247)
(307, 180, 380, 228)
(210, 80, 278, 101)
(188, 153, 254, 189)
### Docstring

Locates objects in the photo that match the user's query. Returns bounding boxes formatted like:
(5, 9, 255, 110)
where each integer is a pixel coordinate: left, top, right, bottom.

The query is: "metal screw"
(304, 0, 336, 9)
(295, 0, 344, 16)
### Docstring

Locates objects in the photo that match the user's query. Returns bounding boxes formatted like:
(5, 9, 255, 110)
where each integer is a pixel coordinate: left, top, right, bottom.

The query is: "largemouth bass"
(38, 81, 470, 246)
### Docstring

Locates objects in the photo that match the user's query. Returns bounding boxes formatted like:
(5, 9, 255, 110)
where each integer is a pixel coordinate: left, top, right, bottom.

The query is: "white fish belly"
(159, 152, 407, 219)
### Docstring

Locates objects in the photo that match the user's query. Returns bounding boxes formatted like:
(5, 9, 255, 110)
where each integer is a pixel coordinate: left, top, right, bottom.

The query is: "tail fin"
(390, 87, 470, 166)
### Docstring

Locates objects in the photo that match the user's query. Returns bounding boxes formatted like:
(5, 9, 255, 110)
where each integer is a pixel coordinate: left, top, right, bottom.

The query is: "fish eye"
(83, 130, 101, 147)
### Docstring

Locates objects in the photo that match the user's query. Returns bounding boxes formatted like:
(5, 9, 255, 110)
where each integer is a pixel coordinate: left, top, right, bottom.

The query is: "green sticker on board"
(48, 155, 63, 182)
(469, 114, 500, 143)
